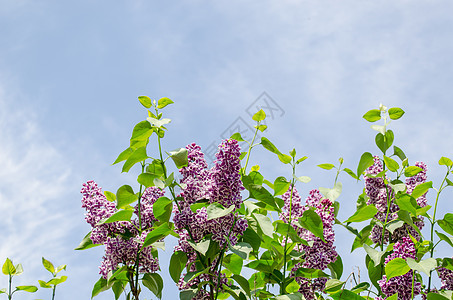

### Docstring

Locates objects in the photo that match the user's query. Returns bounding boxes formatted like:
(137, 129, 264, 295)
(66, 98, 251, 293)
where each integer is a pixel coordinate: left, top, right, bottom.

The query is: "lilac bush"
(75, 98, 453, 300)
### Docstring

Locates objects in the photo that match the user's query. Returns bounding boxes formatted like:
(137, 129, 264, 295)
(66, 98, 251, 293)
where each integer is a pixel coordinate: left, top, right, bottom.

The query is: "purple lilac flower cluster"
(173, 140, 247, 299)
(364, 157, 428, 244)
(279, 186, 337, 300)
(437, 258, 453, 291)
(377, 237, 421, 300)
(81, 180, 162, 278)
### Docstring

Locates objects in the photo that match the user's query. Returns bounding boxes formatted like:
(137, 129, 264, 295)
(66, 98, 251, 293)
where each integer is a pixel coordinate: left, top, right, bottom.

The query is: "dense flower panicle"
(378, 237, 421, 300)
(99, 231, 159, 279)
(365, 157, 428, 244)
(208, 139, 244, 208)
(438, 257, 453, 291)
(81, 180, 116, 227)
(173, 140, 247, 295)
(135, 186, 165, 230)
(279, 186, 337, 300)
(81, 181, 162, 278)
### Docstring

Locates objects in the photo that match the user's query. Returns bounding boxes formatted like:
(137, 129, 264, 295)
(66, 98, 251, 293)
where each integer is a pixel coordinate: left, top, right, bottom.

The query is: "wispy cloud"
(0, 85, 75, 289)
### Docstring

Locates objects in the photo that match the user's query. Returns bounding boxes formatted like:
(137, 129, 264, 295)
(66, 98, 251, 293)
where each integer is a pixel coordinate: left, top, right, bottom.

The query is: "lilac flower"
(279, 186, 337, 300)
(438, 258, 453, 291)
(173, 139, 247, 295)
(365, 157, 428, 244)
(378, 236, 421, 300)
(81, 181, 163, 278)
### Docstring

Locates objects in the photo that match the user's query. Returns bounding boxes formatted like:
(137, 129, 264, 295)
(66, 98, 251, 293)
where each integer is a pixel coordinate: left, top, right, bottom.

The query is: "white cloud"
(0, 86, 75, 293)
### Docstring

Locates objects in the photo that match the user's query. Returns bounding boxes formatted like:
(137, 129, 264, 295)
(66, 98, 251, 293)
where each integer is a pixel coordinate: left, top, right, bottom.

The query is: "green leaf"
(248, 184, 279, 211)
(411, 181, 432, 199)
(42, 257, 55, 274)
(427, 293, 450, 300)
(228, 241, 252, 260)
(260, 137, 281, 155)
(363, 244, 385, 266)
(56, 264, 66, 273)
(169, 148, 188, 169)
(232, 274, 251, 298)
(187, 239, 210, 256)
(318, 163, 335, 170)
(241, 228, 261, 252)
(362, 109, 381, 122)
(351, 282, 370, 293)
(406, 257, 437, 276)
(383, 155, 399, 172)
(346, 205, 377, 223)
(387, 294, 398, 300)
(252, 109, 266, 122)
(153, 196, 173, 223)
(298, 209, 325, 242)
(48, 275, 68, 285)
(130, 121, 153, 142)
(246, 260, 276, 273)
(113, 148, 134, 165)
(319, 182, 342, 201)
(356, 152, 374, 179)
(142, 273, 163, 299)
(75, 231, 100, 250)
(405, 166, 423, 177)
(180, 289, 197, 300)
(224, 254, 243, 275)
(385, 257, 410, 280)
(290, 148, 296, 157)
(169, 251, 188, 283)
(439, 156, 453, 167)
(388, 107, 405, 120)
(112, 281, 125, 300)
(98, 209, 133, 224)
(143, 222, 173, 248)
(393, 146, 406, 161)
(116, 185, 137, 209)
(39, 280, 51, 288)
(253, 213, 274, 237)
(396, 194, 418, 216)
(293, 267, 329, 279)
(91, 277, 111, 298)
(157, 97, 174, 109)
(293, 175, 311, 184)
(15, 285, 38, 292)
(296, 156, 308, 164)
(2, 258, 15, 275)
(122, 147, 148, 173)
(147, 116, 171, 128)
(275, 293, 304, 300)
(375, 130, 394, 154)
(206, 203, 235, 220)
(330, 290, 368, 300)
(230, 132, 245, 142)
(274, 177, 290, 196)
(324, 279, 344, 293)
(436, 230, 453, 247)
(137, 173, 158, 187)
(327, 255, 343, 279)
(371, 124, 386, 135)
(439, 213, 453, 235)
(138, 96, 152, 108)
(343, 168, 358, 180)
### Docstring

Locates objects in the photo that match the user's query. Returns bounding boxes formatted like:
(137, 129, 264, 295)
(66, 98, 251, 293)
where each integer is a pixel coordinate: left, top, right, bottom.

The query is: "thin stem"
(281, 158, 296, 295)
(243, 124, 259, 175)
(427, 168, 450, 292)
(8, 274, 12, 300)
(52, 285, 56, 300)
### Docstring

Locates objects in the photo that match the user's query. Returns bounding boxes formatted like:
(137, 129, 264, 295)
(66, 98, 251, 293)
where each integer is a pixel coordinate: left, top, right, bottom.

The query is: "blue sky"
(1, 1, 453, 299)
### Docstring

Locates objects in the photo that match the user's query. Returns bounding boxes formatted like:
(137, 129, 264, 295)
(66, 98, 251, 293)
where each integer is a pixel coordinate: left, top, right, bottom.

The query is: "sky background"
(1, 1, 453, 299)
